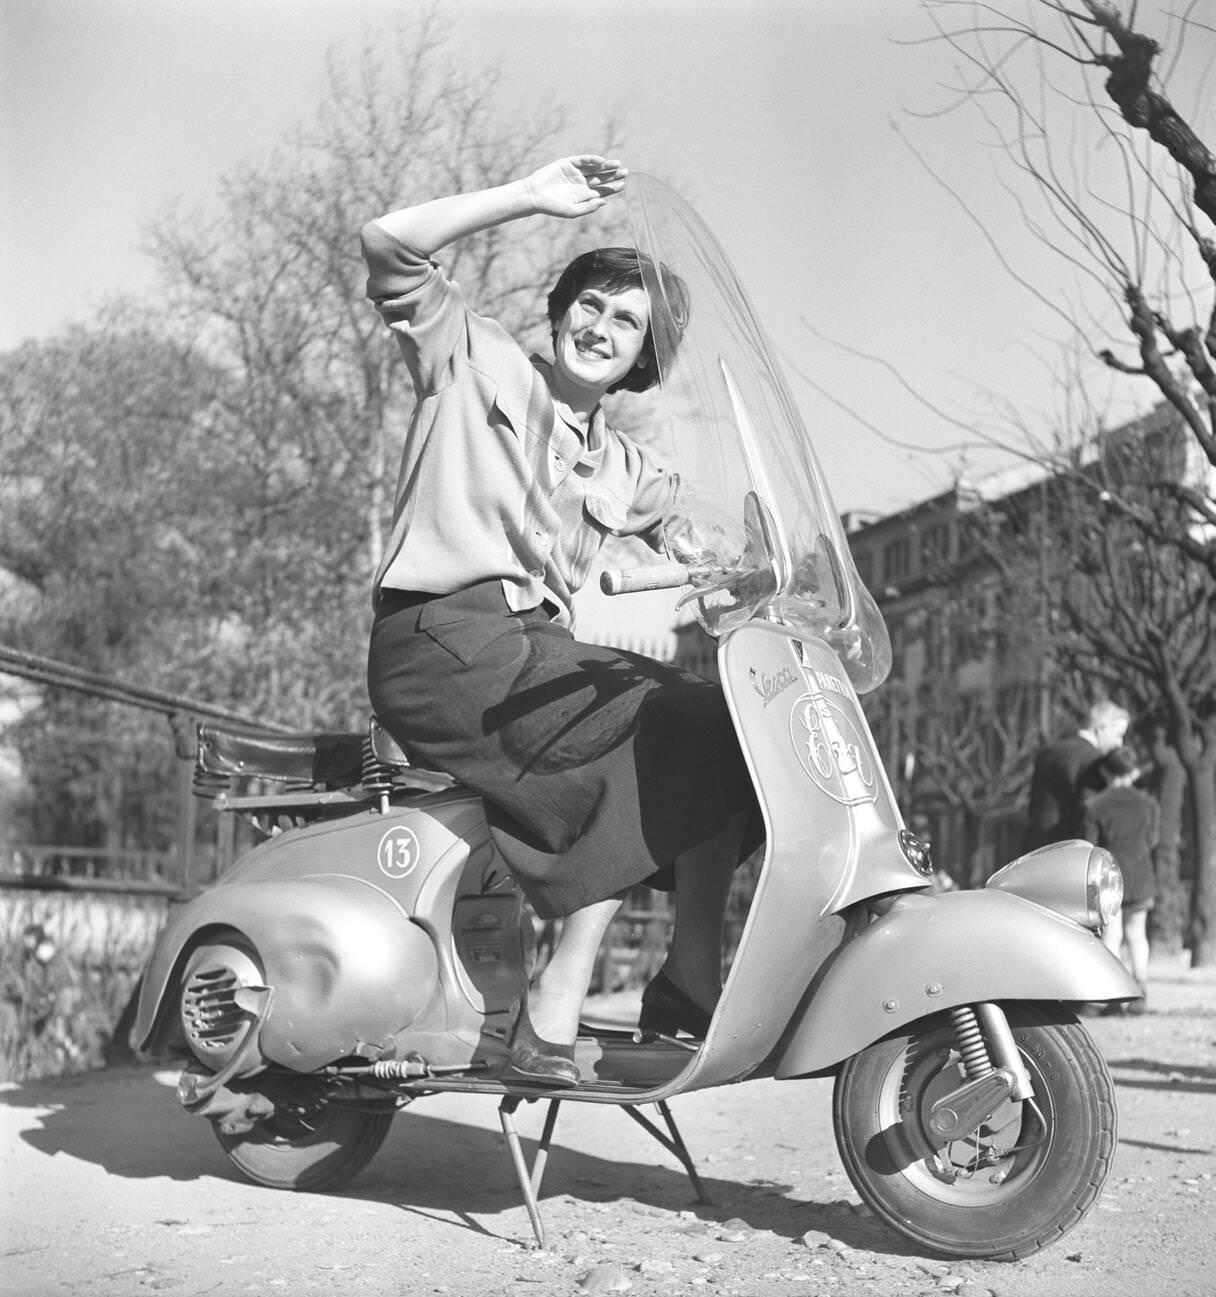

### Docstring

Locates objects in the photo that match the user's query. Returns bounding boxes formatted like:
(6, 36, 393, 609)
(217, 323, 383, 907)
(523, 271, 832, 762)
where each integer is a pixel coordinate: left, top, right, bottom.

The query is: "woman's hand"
(524, 156, 627, 218)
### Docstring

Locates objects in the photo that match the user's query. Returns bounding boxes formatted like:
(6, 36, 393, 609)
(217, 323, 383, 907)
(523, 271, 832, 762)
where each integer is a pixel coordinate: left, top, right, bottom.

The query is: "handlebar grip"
(600, 563, 690, 595)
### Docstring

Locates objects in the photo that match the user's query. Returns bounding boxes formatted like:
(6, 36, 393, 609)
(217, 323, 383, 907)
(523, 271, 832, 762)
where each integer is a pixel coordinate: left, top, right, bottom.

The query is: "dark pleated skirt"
(367, 581, 759, 919)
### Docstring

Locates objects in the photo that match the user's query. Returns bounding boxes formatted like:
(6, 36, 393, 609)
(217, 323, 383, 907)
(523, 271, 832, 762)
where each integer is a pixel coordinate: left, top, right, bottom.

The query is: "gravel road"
(2, 956, 1212, 1297)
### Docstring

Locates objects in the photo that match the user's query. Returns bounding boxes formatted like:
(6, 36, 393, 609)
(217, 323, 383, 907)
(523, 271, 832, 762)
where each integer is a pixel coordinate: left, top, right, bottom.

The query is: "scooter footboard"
(773, 890, 1138, 1079)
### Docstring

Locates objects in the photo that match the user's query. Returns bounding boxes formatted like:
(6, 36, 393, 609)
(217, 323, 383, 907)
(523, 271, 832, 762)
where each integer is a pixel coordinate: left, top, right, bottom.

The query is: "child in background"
(1084, 746, 1160, 1014)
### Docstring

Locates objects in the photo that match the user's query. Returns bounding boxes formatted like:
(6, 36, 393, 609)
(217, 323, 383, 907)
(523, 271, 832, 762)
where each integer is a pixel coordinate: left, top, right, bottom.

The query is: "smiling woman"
(360, 155, 760, 1086)
(552, 268, 649, 397)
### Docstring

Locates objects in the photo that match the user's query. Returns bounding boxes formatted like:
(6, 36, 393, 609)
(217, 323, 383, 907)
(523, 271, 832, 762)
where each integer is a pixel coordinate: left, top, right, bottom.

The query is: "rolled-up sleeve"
(626, 441, 678, 538)
(584, 437, 677, 547)
(360, 221, 467, 393)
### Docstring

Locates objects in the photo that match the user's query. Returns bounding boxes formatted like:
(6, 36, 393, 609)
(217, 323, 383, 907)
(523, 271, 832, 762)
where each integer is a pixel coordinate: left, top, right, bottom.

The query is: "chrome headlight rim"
(1086, 847, 1124, 932)
(985, 840, 1124, 933)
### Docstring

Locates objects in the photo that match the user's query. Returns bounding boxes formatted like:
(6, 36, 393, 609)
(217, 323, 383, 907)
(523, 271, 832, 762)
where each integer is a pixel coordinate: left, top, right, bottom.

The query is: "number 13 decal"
(377, 825, 421, 879)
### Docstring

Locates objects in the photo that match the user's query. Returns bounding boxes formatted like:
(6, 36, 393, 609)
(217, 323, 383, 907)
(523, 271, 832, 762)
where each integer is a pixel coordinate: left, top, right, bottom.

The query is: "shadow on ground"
(4, 1062, 906, 1255)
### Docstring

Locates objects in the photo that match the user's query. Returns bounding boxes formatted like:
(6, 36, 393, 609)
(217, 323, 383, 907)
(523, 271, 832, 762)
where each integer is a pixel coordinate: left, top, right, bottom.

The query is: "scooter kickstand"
(498, 1095, 563, 1250)
(622, 1100, 713, 1206)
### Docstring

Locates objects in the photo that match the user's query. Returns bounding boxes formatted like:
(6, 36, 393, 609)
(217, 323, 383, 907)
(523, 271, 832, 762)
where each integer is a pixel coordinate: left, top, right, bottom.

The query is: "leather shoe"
(502, 1001, 579, 1088)
(638, 970, 714, 1038)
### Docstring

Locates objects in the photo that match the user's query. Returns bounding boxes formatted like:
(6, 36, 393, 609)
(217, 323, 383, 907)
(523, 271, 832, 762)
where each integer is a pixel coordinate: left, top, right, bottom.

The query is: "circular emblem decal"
(790, 691, 877, 806)
(377, 825, 421, 879)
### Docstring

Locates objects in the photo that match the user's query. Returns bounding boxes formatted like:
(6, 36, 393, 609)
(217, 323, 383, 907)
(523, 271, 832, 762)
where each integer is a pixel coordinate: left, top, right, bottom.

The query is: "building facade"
(842, 399, 1212, 884)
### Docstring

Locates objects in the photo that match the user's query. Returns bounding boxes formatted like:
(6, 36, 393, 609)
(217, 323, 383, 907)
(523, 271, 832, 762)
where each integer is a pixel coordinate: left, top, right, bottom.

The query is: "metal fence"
(1, 844, 176, 890)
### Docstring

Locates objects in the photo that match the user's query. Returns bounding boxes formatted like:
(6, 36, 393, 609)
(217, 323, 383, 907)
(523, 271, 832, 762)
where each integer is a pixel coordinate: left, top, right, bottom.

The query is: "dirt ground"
(1, 955, 1213, 1297)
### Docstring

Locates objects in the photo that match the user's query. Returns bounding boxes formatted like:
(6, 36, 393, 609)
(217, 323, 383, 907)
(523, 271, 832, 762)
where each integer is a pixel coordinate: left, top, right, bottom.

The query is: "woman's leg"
(661, 812, 748, 1010)
(1123, 908, 1151, 987)
(525, 896, 623, 1044)
(527, 809, 747, 1047)
(523, 797, 747, 1047)
(1101, 906, 1125, 964)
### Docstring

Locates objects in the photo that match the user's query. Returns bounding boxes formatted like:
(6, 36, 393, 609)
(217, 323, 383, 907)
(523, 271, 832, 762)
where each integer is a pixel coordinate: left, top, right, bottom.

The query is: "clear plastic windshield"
(626, 174, 891, 693)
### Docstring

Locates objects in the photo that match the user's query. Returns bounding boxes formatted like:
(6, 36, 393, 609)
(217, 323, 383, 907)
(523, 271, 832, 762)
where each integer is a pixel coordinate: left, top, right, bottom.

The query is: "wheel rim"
(226, 1102, 333, 1151)
(215, 1086, 392, 1154)
(877, 1027, 1054, 1206)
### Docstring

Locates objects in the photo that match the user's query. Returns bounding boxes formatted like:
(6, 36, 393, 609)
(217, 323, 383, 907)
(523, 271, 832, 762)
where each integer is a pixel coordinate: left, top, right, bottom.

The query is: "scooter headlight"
(986, 841, 1123, 932)
(1088, 847, 1124, 931)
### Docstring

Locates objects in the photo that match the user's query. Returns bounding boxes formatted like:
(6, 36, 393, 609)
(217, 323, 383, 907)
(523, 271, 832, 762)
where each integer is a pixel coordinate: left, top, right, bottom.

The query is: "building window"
(920, 521, 951, 570)
(883, 537, 911, 583)
(922, 607, 941, 669)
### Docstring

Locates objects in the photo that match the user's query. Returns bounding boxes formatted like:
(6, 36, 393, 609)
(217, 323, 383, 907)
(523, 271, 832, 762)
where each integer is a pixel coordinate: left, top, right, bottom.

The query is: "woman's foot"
(503, 1000, 580, 1088)
(638, 969, 717, 1038)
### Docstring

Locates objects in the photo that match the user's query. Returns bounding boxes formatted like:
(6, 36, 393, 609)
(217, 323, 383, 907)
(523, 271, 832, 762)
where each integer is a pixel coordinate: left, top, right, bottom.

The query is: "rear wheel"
(832, 1002, 1116, 1260)
(213, 1083, 397, 1192)
(175, 929, 397, 1193)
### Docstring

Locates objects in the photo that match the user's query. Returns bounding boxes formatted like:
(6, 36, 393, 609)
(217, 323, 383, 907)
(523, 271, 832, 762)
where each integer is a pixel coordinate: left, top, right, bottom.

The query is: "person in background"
(360, 155, 759, 1088)
(1084, 745, 1160, 1014)
(1023, 700, 1130, 851)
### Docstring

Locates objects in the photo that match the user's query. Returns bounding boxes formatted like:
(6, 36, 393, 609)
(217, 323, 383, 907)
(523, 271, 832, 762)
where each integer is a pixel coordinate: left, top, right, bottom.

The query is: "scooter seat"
(197, 723, 365, 787)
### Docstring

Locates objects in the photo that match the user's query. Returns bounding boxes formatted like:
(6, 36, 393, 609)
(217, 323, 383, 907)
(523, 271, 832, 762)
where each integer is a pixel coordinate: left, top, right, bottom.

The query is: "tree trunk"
(1147, 733, 1187, 957)
(960, 809, 987, 888)
(1187, 748, 1216, 966)
(1159, 677, 1216, 967)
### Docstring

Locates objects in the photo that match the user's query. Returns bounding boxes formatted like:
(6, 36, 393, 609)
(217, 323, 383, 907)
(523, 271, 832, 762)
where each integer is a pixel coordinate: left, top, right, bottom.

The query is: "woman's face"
(552, 282, 650, 396)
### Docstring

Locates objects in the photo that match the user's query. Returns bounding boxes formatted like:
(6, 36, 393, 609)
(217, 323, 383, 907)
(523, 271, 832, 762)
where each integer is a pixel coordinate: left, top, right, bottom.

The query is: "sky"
(2, 0, 1202, 531)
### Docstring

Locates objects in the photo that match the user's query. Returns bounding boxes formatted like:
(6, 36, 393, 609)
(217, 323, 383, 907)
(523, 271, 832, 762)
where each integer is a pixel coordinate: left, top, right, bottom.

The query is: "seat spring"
(360, 736, 393, 798)
(192, 768, 231, 799)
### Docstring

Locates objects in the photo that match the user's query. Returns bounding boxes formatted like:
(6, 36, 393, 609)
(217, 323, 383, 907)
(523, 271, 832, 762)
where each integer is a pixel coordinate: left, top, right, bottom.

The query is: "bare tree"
(0, 8, 633, 851)
(863, 506, 1085, 883)
(1050, 441, 1216, 957)
(921, 0, 1215, 568)
(907, 0, 1216, 962)
(143, 6, 625, 724)
(951, 425, 1216, 959)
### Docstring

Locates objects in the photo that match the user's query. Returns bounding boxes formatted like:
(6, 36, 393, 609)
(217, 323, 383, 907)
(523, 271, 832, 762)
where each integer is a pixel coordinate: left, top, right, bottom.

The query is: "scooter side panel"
(135, 877, 439, 1068)
(662, 622, 928, 1096)
(772, 889, 1141, 1078)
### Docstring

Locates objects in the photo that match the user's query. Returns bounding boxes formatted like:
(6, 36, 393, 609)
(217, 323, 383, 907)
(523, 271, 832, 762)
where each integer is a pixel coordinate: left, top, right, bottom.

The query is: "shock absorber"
(949, 1005, 994, 1079)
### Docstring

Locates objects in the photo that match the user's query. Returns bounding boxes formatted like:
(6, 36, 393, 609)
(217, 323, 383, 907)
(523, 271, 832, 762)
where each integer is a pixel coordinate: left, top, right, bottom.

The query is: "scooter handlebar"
(600, 563, 690, 596)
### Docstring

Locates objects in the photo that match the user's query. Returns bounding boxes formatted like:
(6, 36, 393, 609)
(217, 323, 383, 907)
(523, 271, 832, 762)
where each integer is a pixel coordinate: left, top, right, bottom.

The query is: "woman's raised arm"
(370, 155, 627, 255)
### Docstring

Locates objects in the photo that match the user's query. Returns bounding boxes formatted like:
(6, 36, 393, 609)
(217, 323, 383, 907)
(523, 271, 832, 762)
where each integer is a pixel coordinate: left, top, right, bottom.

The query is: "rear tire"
(832, 1002, 1116, 1260)
(176, 929, 396, 1193)
(214, 1089, 396, 1192)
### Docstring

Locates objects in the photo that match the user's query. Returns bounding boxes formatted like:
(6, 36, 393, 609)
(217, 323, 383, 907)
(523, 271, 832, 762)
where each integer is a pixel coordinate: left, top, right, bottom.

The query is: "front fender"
(773, 889, 1138, 1079)
(134, 876, 438, 1069)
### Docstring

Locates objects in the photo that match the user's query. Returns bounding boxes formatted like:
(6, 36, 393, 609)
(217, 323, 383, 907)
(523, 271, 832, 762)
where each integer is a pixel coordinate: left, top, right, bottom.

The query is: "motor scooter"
(133, 175, 1138, 1261)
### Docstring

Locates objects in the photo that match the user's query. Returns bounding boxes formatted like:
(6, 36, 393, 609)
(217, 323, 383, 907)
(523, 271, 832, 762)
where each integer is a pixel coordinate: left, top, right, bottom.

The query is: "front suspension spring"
(949, 1005, 993, 1079)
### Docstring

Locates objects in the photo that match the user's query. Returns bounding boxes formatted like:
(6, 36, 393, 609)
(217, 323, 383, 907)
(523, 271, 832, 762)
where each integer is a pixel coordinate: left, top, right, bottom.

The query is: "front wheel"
(832, 1002, 1116, 1260)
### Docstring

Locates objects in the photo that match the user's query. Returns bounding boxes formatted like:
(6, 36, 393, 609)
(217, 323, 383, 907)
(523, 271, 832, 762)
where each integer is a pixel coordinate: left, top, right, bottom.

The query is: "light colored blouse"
(362, 223, 675, 627)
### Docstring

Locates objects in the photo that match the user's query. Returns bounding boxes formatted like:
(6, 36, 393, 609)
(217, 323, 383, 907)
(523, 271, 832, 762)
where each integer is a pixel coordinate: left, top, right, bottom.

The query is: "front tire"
(832, 1002, 1116, 1260)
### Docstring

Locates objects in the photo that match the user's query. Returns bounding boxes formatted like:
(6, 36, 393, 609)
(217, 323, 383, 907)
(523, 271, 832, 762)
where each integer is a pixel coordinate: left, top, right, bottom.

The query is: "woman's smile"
(554, 284, 650, 397)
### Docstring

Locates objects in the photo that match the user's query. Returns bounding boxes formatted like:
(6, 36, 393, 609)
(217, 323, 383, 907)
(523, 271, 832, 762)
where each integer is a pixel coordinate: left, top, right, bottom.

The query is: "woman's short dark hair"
(546, 247, 689, 393)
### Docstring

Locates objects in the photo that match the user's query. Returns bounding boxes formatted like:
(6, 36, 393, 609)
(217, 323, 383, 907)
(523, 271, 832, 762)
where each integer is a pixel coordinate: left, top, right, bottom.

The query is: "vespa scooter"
(133, 174, 1138, 1261)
